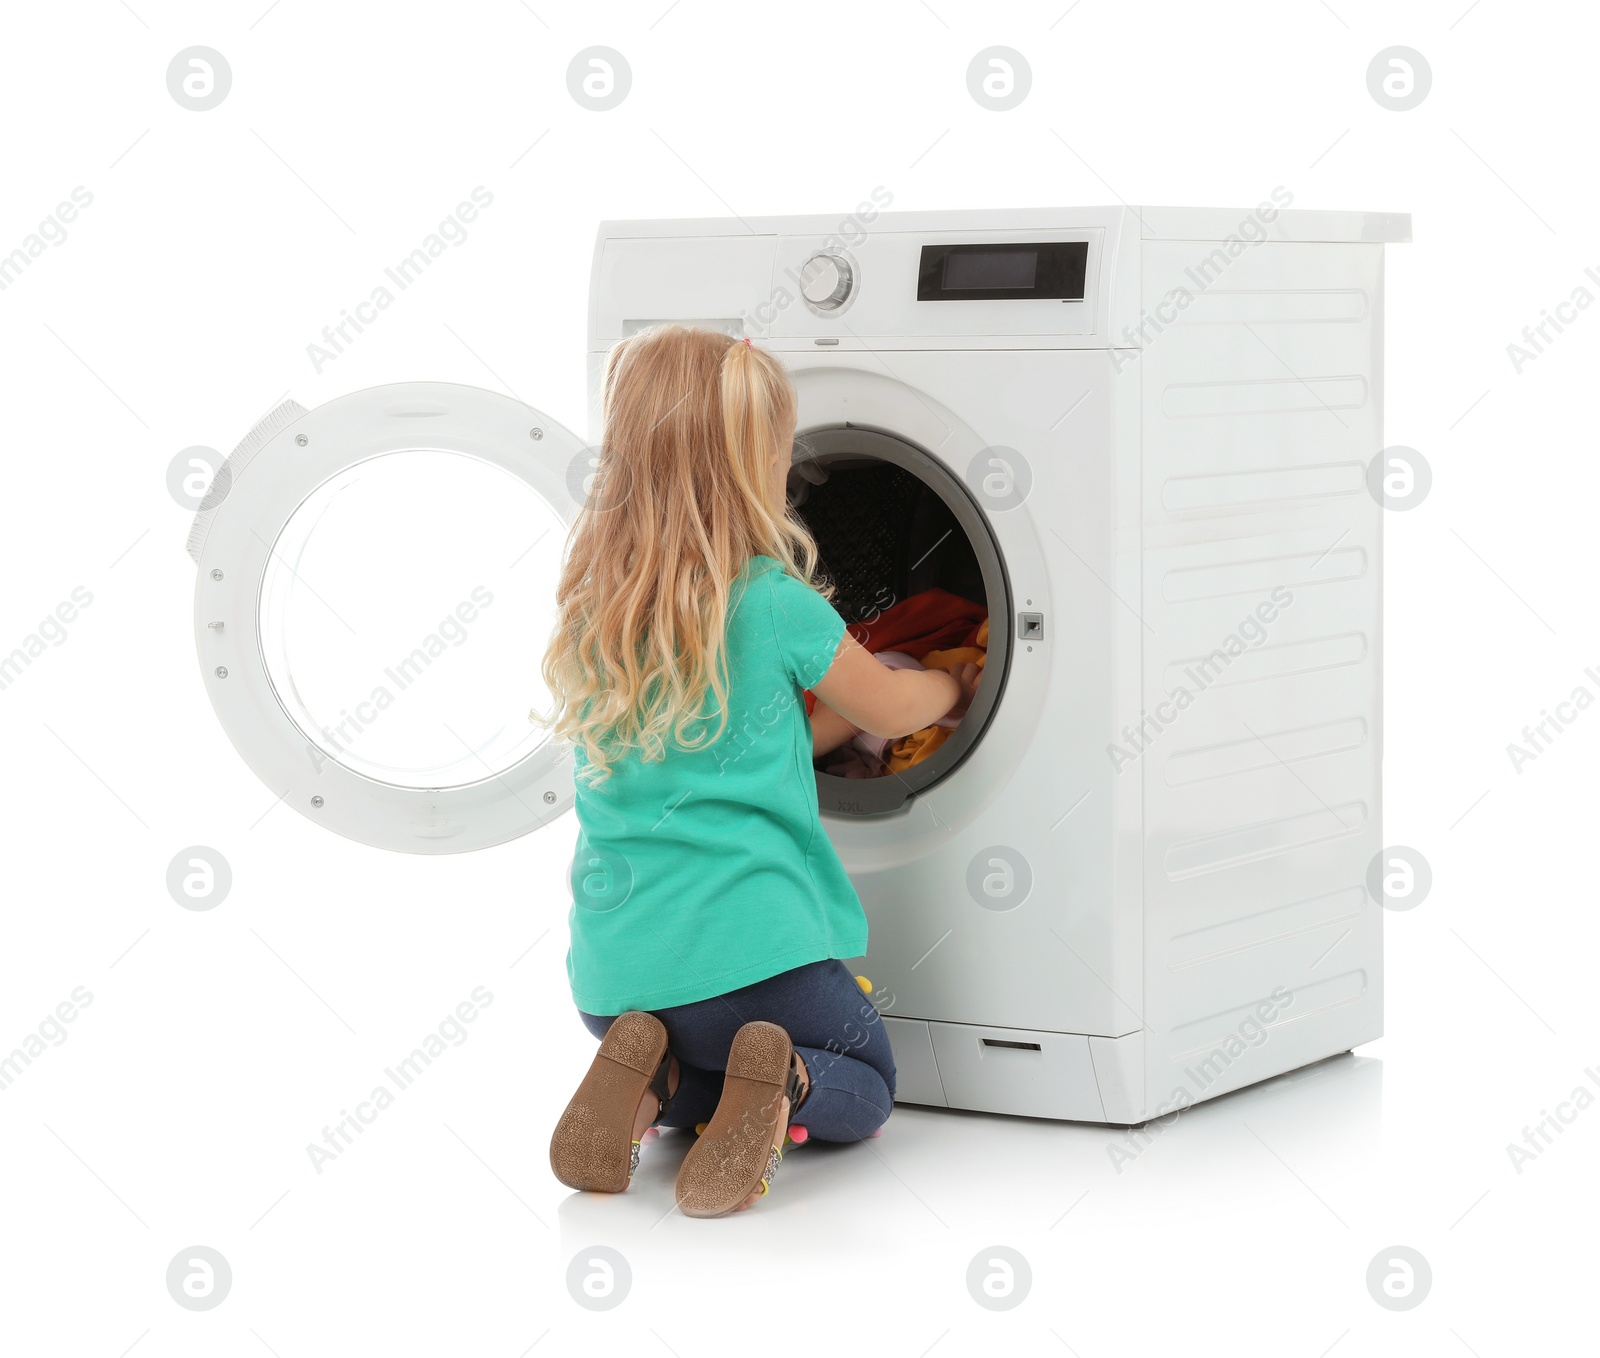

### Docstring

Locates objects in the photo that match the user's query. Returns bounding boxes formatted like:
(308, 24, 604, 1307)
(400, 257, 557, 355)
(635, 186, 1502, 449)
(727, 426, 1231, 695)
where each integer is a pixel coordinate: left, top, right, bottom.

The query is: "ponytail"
(719, 337, 792, 523)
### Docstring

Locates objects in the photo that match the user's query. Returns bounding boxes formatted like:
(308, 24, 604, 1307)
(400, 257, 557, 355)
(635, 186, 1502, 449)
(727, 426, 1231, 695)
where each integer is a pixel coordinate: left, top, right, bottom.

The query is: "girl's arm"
(811, 660, 983, 756)
(810, 700, 859, 757)
(811, 632, 963, 741)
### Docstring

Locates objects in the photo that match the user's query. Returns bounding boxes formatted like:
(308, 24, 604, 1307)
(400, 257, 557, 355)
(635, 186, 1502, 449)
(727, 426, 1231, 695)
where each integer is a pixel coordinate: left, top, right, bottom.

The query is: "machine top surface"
(596, 204, 1412, 245)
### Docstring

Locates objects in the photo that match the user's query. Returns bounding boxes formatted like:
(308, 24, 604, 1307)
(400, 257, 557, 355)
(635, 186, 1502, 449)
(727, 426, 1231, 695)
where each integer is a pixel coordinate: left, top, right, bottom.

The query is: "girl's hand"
(943, 662, 981, 722)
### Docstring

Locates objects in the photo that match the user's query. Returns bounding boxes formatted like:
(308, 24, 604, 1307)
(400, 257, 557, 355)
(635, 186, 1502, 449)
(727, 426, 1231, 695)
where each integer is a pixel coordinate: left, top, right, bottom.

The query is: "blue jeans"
(579, 959, 896, 1143)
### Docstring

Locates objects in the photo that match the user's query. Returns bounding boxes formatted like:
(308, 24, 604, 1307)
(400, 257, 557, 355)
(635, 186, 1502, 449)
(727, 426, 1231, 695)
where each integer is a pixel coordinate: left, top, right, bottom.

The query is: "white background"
(1, 1, 1595, 1355)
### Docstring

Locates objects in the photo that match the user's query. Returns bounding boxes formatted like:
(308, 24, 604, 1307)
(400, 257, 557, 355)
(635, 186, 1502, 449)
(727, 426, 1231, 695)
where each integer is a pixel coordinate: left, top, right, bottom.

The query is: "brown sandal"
(674, 1020, 807, 1218)
(549, 1011, 675, 1193)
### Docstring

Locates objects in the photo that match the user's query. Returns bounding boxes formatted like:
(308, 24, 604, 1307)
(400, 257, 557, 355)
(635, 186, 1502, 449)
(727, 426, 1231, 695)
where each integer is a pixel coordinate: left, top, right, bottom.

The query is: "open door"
(187, 382, 586, 854)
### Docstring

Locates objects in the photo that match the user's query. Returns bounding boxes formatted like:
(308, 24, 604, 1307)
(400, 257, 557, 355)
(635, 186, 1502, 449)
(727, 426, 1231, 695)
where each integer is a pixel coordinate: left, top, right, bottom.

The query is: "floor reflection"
(554, 1052, 1383, 1265)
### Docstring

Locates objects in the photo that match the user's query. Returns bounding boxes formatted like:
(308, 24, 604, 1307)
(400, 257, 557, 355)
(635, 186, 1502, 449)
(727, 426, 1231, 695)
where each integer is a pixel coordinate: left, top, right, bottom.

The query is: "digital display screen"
(917, 241, 1088, 301)
(942, 249, 1038, 291)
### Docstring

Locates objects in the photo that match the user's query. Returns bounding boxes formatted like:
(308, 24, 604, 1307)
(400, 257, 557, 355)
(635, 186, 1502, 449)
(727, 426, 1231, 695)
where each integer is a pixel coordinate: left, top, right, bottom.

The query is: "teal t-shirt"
(565, 555, 865, 1014)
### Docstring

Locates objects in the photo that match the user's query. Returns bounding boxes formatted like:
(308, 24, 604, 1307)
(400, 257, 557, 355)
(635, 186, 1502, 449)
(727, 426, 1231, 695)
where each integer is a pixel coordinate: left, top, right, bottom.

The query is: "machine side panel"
(1136, 240, 1386, 1116)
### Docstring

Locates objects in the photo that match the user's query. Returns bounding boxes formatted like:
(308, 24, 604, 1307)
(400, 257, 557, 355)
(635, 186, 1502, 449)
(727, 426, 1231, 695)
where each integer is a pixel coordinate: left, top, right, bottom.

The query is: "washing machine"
(189, 204, 1411, 1125)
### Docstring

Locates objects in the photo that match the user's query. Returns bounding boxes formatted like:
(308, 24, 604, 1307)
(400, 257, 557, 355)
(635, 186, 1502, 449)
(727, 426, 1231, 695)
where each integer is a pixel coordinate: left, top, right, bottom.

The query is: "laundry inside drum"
(788, 429, 1005, 793)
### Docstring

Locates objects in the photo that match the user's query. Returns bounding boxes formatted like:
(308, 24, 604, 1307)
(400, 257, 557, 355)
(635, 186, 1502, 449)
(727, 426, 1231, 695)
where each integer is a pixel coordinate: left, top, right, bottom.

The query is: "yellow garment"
(880, 618, 988, 775)
(922, 617, 990, 673)
(891, 617, 986, 772)
(921, 645, 985, 672)
(886, 723, 949, 772)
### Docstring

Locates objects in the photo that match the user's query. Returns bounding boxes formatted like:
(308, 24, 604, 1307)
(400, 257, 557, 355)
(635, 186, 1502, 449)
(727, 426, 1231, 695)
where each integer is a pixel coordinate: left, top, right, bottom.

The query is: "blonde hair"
(535, 325, 825, 784)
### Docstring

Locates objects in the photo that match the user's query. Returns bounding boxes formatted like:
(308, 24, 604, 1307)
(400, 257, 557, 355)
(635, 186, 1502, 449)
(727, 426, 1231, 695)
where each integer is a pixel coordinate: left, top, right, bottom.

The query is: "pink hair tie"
(741, 336, 753, 348)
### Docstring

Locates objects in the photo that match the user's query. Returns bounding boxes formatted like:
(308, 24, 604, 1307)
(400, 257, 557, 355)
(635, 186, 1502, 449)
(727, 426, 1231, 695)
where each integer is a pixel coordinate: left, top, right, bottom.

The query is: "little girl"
(539, 325, 977, 1217)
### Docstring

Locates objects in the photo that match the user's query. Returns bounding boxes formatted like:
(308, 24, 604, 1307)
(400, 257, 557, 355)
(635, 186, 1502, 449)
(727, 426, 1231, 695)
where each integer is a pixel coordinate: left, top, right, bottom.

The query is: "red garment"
(804, 588, 987, 714)
(848, 588, 988, 659)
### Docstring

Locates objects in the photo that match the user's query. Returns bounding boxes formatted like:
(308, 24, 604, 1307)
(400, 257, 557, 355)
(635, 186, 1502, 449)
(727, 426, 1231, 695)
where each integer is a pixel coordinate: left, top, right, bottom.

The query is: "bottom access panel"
(882, 1015, 1114, 1122)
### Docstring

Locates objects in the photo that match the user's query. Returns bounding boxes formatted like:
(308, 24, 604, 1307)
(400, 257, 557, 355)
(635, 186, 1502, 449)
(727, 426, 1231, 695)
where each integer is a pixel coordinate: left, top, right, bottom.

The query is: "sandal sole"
(674, 1021, 793, 1218)
(549, 1010, 668, 1193)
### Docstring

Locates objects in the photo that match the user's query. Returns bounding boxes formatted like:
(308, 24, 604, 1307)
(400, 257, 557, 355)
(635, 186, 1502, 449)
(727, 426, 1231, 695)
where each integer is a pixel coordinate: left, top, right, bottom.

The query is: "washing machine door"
(187, 381, 588, 854)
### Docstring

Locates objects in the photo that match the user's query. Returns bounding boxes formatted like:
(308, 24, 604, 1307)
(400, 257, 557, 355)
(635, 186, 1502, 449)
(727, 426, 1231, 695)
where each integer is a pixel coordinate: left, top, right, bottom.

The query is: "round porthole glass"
(789, 426, 1011, 816)
(258, 448, 565, 791)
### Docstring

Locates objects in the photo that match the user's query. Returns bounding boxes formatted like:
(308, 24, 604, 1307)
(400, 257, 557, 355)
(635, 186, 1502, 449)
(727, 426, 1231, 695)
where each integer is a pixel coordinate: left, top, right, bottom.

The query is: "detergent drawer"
(881, 1017, 947, 1108)
(929, 1022, 1105, 1121)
